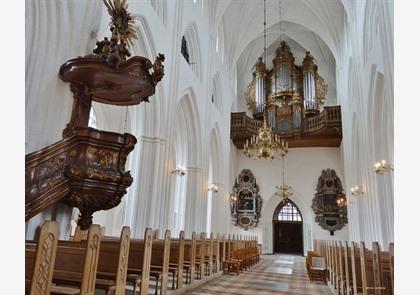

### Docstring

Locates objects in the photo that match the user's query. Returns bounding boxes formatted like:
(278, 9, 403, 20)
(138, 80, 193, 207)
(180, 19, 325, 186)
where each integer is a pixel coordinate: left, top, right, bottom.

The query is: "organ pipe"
(254, 57, 267, 114)
(303, 51, 317, 115)
(246, 41, 327, 126)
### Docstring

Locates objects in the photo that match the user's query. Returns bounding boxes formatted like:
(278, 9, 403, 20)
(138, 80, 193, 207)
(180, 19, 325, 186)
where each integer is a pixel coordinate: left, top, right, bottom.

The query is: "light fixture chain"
(282, 154, 285, 185)
(263, 0, 267, 64)
(279, 0, 282, 45)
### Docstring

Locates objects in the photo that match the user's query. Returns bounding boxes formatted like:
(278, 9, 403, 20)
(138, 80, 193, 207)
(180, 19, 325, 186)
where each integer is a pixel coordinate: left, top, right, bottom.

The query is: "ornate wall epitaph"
(311, 169, 348, 235)
(231, 169, 262, 229)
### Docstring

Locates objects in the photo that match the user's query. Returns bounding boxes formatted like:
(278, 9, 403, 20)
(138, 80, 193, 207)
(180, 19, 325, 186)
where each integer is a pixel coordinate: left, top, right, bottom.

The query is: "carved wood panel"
(231, 169, 262, 229)
(311, 169, 348, 235)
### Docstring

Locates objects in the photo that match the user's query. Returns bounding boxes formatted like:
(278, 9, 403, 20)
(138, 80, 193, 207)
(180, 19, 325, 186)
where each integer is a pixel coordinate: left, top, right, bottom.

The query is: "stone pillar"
(183, 166, 206, 236)
(121, 135, 171, 238)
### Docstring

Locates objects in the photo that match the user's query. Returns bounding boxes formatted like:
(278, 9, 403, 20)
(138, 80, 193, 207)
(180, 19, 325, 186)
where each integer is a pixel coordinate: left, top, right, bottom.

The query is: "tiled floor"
(187, 254, 333, 295)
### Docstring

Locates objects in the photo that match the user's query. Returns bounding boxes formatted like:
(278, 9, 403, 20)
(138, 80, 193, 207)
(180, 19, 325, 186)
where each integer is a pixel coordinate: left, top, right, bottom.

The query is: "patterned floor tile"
(186, 254, 333, 295)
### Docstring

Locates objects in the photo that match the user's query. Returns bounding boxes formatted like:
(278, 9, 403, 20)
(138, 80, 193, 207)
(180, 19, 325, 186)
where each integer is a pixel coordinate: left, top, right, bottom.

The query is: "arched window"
(181, 35, 190, 64)
(182, 23, 202, 81)
(274, 200, 302, 222)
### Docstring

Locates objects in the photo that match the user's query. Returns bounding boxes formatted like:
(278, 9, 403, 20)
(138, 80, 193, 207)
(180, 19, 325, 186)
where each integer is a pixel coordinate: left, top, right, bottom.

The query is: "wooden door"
(273, 221, 303, 255)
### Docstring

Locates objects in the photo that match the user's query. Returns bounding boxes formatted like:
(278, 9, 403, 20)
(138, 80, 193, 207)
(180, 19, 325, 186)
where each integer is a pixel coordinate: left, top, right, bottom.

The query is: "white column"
(183, 166, 206, 236)
(122, 136, 171, 238)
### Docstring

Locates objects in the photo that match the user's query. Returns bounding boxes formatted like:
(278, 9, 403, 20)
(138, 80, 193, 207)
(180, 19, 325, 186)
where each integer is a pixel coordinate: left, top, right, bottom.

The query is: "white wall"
(223, 146, 348, 254)
(25, 0, 393, 250)
(25, 0, 236, 240)
(336, 0, 394, 249)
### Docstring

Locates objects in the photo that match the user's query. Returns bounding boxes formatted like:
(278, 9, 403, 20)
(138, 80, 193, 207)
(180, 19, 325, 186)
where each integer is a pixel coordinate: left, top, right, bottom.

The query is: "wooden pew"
(153, 230, 160, 240)
(389, 243, 394, 293)
(68, 226, 131, 295)
(203, 233, 214, 276)
(373, 242, 392, 295)
(169, 231, 185, 289)
(218, 234, 226, 271)
(214, 233, 221, 272)
(123, 228, 153, 295)
(327, 240, 333, 283)
(195, 233, 206, 280)
(312, 240, 393, 295)
(149, 229, 171, 295)
(26, 220, 60, 295)
(342, 241, 394, 295)
(343, 241, 352, 295)
(51, 224, 102, 295)
(182, 232, 197, 285)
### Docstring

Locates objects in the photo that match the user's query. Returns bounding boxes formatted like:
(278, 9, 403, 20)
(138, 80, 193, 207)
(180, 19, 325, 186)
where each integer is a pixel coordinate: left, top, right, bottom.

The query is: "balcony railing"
(231, 106, 342, 148)
(231, 112, 262, 132)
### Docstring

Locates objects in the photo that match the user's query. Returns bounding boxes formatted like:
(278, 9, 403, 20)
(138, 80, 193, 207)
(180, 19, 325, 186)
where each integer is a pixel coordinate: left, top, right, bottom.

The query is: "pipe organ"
(246, 41, 328, 133)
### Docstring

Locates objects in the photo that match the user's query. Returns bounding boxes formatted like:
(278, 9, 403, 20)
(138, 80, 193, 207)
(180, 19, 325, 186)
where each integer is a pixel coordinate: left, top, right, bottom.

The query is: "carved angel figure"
(151, 53, 165, 84)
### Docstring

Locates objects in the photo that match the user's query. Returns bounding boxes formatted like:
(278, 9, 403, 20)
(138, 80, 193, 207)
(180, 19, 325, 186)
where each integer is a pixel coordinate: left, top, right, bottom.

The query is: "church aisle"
(187, 254, 333, 295)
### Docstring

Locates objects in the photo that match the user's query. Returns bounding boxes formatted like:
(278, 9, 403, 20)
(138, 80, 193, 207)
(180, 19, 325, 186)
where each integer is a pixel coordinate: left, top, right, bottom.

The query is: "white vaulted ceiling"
(212, 0, 347, 111)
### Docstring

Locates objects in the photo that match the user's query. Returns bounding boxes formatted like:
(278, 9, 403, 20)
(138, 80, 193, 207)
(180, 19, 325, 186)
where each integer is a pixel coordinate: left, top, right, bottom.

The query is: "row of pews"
(314, 239, 394, 295)
(26, 221, 260, 295)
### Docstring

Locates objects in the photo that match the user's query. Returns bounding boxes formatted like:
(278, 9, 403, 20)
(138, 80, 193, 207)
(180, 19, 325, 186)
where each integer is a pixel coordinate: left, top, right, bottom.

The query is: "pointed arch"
(129, 16, 164, 137)
(170, 88, 203, 234)
(182, 22, 203, 82)
(273, 199, 303, 222)
(209, 123, 223, 183)
(174, 88, 202, 167)
(212, 72, 223, 112)
(363, 1, 381, 64)
(149, 0, 167, 25)
(368, 67, 390, 160)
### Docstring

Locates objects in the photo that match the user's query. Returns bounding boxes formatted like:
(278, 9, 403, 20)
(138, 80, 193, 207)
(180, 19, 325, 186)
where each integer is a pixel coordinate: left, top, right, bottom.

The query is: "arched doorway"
(272, 199, 304, 255)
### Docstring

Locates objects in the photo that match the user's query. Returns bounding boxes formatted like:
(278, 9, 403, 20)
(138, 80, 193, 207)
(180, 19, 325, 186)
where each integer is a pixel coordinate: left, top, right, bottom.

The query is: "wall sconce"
(172, 165, 186, 176)
(350, 185, 364, 196)
(229, 193, 237, 203)
(337, 196, 349, 207)
(374, 160, 394, 175)
(208, 183, 219, 193)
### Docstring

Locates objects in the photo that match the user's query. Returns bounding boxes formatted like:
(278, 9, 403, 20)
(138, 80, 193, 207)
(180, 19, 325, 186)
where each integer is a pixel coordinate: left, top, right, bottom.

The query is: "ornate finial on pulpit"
(151, 53, 165, 85)
(92, 0, 139, 67)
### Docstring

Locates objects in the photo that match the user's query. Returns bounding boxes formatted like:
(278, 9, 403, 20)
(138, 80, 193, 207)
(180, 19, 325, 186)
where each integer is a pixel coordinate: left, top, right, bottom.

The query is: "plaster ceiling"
(213, 0, 347, 112)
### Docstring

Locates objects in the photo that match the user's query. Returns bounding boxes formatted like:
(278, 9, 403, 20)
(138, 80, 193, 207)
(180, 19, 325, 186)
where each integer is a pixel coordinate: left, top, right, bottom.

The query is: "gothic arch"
(260, 189, 313, 254)
(363, 1, 380, 64)
(174, 87, 202, 168)
(209, 123, 223, 183)
(149, 0, 167, 25)
(183, 22, 203, 82)
(212, 72, 223, 112)
(216, 20, 226, 63)
(273, 199, 303, 222)
(129, 16, 164, 137)
(368, 67, 391, 160)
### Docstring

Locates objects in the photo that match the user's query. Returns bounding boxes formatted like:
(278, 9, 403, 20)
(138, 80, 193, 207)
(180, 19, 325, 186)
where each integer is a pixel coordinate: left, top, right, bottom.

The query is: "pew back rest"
(56, 224, 101, 295)
(26, 221, 59, 295)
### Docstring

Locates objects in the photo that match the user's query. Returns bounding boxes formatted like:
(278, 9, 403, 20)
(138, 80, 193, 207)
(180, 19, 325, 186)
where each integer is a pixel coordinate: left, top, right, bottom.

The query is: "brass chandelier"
(243, 0, 288, 160)
(243, 113, 288, 159)
(274, 153, 293, 201)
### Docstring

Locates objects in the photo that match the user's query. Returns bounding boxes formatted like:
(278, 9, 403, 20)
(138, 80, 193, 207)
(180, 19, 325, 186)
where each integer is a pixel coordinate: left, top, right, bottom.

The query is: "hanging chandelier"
(274, 153, 293, 201)
(243, 114, 288, 159)
(243, 0, 288, 160)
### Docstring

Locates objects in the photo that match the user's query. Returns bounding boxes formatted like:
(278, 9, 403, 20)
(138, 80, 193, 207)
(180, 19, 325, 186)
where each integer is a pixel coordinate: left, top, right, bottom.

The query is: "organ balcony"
(230, 105, 342, 149)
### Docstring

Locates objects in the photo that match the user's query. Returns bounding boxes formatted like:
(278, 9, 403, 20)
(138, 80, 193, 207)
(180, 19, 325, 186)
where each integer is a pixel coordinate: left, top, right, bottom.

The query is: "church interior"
(17, 0, 403, 294)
